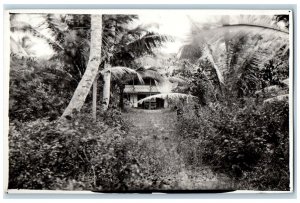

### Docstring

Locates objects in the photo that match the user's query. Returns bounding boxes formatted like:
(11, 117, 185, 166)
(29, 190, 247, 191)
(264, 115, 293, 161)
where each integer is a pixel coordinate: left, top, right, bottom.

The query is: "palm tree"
(10, 13, 93, 90)
(99, 66, 145, 111)
(99, 21, 172, 111)
(11, 13, 172, 116)
(138, 15, 290, 108)
(35, 14, 139, 117)
(61, 14, 102, 119)
(179, 15, 289, 106)
(99, 65, 144, 111)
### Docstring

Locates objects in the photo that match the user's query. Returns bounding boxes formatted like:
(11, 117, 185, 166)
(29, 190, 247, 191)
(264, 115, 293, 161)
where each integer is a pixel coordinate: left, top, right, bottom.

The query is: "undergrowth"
(176, 100, 289, 191)
(9, 108, 141, 191)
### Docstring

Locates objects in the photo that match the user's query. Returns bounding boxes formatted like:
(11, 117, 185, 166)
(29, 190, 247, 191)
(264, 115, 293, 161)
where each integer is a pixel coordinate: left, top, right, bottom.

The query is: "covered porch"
(124, 78, 168, 109)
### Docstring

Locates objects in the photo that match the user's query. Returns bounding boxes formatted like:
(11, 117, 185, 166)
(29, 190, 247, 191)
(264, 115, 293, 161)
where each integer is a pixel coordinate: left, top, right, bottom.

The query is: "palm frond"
(10, 36, 29, 57)
(281, 78, 289, 86)
(102, 20, 172, 66)
(103, 14, 138, 27)
(182, 15, 290, 98)
(182, 15, 289, 58)
(137, 93, 196, 104)
(122, 32, 173, 58)
(225, 14, 289, 34)
(137, 67, 181, 93)
(102, 15, 139, 63)
(222, 24, 288, 34)
(198, 16, 288, 45)
(41, 14, 68, 45)
(263, 94, 289, 104)
(136, 67, 164, 82)
(118, 23, 161, 46)
(11, 21, 64, 52)
(200, 44, 225, 84)
(168, 77, 187, 86)
(100, 66, 144, 84)
(179, 43, 203, 62)
(255, 85, 281, 95)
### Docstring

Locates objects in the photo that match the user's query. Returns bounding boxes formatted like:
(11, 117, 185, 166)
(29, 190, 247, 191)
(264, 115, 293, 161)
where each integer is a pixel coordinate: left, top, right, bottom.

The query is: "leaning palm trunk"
(61, 15, 102, 119)
(92, 78, 98, 120)
(201, 43, 224, 85)
(102, 65, 111, 111)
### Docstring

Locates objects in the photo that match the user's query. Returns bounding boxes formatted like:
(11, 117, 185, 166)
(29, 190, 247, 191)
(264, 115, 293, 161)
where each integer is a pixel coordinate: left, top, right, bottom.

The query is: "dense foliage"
(9, 108, 192, 191)
(172, 15, 290, 191)
(176, 99, 289, 190)
(9, 109, 140, 191)
(9, 55, 74, 122)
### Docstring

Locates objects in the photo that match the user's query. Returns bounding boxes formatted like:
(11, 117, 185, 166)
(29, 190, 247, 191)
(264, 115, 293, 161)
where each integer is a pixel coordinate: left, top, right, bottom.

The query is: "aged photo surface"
(6, 9, 292, 192)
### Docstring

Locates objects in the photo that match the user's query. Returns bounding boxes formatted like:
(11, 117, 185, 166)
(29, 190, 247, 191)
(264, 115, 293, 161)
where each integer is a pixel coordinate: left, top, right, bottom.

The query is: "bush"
(9, 107, 188, 191)
(176, 100, 289, 190)
(175, 104, 215, 168)
(8, 109, 141, 191)
(9, 55, 75, 122)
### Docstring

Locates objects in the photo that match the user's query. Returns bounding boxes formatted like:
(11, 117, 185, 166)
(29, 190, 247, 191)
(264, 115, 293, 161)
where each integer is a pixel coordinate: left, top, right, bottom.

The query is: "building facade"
(124, 78, 166, 109)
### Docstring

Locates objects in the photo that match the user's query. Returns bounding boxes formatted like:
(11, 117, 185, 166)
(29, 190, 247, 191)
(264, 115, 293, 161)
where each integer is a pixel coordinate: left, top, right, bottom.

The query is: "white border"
(288, 10, 294, 193)
(2, 8, 295, 195)
(6, 9, 291, 15)
(3, 9, 10, 196)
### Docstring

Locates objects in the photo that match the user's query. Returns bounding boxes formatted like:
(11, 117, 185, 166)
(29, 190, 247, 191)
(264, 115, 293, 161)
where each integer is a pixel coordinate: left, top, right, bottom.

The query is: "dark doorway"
(156, 98, 164, 109)
(137, 94, 163, 109)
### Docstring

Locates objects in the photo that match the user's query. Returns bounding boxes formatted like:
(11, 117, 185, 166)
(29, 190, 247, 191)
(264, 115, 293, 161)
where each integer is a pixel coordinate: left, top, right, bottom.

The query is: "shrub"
(9, 55, 75, 122)
(176, 104, 216, 168)
(176, 100, 289, 190)
(9, 107, 188, 191)
(8, 109, 140, 191)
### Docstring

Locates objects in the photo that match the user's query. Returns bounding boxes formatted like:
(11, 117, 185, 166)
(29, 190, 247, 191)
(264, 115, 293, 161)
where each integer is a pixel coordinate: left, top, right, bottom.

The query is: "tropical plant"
(100, 20, 172, 111)
(8, 107, 138, 190)
(179, 15, 289, 106)
(174, 14, 290, 190)
(10, 13, 172, 120)
(61, 14, 102, 119)
(10, 13, 92, 96)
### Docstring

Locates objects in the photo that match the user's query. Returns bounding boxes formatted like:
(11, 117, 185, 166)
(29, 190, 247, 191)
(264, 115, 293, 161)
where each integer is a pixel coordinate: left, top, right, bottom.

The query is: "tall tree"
(61, 15, 102, 119)
(100, 17, 171, 110)
(179, 15, 289, 105)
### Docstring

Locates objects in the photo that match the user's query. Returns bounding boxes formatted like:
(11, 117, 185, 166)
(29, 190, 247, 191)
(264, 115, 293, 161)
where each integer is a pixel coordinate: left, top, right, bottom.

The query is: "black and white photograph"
(5, 9, 293, 192)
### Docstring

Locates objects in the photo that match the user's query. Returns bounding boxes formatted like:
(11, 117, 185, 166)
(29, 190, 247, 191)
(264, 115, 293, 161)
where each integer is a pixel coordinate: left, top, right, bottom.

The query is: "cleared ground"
(123, 109, 235, 190)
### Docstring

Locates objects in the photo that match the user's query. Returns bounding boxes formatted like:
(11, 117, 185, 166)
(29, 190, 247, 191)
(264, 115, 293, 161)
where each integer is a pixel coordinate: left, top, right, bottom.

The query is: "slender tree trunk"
(149, 79, 152, 109)
(119, 84, 125, 109)
(223, 16, 231, 105)
(223, 15, 230, 70)
(61, 15, 102, 119)
(92, 78, 97, 120)
(102, 64, 111, 111)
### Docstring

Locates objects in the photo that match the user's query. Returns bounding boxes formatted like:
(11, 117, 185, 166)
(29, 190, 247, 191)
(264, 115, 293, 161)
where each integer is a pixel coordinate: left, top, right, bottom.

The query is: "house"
(124, 77, 167, 109)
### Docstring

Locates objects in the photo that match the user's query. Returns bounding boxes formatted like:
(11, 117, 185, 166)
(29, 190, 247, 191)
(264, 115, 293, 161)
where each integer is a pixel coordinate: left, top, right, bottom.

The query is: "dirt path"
(123, 109, 234, 190)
